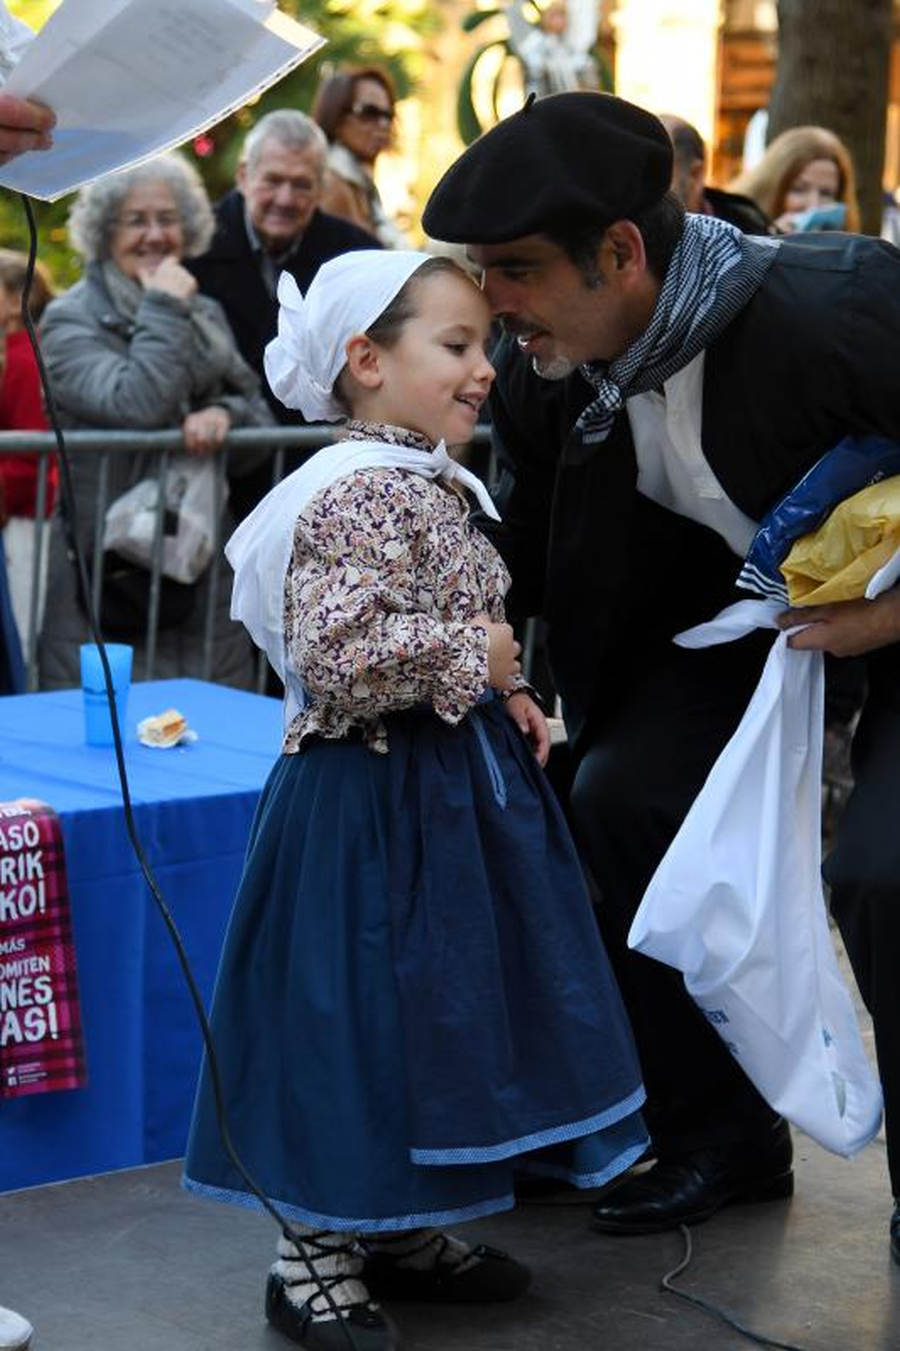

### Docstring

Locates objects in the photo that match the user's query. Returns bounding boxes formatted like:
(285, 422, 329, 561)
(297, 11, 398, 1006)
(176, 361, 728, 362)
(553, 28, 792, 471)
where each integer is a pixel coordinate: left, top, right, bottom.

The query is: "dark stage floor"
(2, 1129, 898, 1351)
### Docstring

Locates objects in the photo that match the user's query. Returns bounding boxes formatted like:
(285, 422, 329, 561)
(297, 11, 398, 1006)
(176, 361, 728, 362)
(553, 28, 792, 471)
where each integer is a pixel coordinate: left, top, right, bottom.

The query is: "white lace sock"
(363, 1228, 478, 1275)
(273, 1227, 371, 1323)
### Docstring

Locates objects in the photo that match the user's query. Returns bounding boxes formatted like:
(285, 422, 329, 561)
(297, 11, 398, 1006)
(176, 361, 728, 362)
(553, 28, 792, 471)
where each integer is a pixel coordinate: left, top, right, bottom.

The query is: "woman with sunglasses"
(311, 66, 407, 248)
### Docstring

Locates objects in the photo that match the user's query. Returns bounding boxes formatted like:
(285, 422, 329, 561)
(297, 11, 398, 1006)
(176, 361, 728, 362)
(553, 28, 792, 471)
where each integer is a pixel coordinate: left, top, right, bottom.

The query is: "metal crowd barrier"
(0, 429, 853, 826)
(0, 426, 495, 693)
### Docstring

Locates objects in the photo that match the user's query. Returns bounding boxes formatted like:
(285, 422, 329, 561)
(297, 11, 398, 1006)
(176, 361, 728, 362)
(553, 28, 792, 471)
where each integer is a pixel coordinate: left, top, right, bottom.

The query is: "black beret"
(423, 91, 673, 244)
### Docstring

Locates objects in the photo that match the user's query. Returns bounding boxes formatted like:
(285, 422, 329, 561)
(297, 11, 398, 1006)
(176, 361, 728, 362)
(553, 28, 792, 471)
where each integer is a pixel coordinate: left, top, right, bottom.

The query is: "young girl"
(183, 250, 647, 1351)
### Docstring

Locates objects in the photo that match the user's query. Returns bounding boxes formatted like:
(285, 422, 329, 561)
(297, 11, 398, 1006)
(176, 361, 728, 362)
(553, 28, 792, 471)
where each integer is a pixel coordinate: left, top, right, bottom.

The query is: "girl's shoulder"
(305, 462, 432, 525)
(300, 440, 436, 508)
(288, 440, 456, 553)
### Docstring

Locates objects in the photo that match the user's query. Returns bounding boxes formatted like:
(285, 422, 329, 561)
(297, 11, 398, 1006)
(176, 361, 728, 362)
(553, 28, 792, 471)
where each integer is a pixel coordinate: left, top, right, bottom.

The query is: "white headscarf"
(264, 248, 433, 421)
(227, 438, 501, 727)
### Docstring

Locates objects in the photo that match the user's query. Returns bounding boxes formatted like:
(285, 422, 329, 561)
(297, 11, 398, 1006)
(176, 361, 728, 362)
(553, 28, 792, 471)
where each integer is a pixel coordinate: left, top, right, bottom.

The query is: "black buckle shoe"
(890, 1202, 900, 1266)
(362, 1242, 531, 1304)
(265, 1273, 398, 1350)
(592, 1119, 794, 1234)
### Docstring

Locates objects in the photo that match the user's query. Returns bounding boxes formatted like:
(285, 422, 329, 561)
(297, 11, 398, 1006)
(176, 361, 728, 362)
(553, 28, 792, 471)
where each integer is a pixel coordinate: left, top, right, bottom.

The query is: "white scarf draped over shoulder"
(225, 438, 501, 727)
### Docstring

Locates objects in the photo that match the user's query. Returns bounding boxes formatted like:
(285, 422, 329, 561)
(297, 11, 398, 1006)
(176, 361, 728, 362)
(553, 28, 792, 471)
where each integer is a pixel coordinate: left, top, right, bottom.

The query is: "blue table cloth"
(0, 678, 282, 1191)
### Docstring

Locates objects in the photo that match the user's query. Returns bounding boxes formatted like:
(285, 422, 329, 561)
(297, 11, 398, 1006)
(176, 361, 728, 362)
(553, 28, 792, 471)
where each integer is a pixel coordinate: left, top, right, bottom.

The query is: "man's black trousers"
(568, 628, 896, 1183)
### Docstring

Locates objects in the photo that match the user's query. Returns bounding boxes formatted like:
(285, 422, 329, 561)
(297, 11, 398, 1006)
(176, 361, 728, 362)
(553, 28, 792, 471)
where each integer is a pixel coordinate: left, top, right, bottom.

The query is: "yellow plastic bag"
(781, 475, 900, 605)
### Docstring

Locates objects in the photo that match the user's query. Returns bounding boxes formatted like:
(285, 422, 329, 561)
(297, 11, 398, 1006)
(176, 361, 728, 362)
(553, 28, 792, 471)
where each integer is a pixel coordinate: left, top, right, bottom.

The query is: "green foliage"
(0, 194, 78, 289)
(457, 40, 511, 146)
(461, 9, 503, 33)
(0, 0, 436, 290)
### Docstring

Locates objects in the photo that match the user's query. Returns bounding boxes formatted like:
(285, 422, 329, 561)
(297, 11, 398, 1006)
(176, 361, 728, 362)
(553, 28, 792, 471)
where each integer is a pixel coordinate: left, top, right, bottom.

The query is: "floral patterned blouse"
(282, 422, 517, 755)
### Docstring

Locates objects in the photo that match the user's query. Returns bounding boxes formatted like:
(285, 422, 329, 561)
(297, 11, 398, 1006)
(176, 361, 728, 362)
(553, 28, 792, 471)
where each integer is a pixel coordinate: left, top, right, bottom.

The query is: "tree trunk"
(767, 0, 892, 234)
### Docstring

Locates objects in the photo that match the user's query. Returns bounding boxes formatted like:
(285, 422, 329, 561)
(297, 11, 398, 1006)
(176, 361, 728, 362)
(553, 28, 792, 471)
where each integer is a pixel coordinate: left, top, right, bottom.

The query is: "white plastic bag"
(628, 598, 882, 1156)
(104, 457, 224, 585)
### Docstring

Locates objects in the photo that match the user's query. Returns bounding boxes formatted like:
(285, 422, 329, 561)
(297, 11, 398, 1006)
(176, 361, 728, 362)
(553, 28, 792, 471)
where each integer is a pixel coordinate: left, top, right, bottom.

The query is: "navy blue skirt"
(184, 699, 647, 1232)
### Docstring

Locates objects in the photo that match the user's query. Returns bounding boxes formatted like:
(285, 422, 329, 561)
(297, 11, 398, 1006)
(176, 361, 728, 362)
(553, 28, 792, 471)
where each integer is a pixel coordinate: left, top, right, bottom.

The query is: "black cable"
(661, 1224, 812, 1351)
(18, 193, 365, 1350)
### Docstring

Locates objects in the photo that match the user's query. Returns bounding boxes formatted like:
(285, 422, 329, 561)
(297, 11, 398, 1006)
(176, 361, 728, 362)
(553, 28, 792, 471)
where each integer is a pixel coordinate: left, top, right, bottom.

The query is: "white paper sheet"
(0, 1, 36, 80)
(0, 0, 324, 201)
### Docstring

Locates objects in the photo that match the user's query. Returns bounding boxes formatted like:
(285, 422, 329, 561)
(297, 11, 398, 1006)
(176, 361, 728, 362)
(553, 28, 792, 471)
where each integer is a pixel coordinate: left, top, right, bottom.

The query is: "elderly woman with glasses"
(311, 65, 406, 247)
(37, 152, 273, 691)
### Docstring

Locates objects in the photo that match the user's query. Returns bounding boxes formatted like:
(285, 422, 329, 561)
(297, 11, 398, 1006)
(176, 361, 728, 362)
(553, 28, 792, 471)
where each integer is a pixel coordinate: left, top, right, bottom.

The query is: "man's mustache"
(499, 317, 541, 338)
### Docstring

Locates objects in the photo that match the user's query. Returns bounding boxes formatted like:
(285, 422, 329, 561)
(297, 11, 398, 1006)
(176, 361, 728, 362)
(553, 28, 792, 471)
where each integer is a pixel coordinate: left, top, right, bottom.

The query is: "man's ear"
(605, 220, 647, 276)
(345, 334, 383, 390)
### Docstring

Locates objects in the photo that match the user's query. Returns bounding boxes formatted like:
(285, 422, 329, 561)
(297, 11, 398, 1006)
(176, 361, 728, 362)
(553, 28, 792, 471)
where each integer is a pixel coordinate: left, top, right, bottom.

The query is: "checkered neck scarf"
(574, 214, 780, 454)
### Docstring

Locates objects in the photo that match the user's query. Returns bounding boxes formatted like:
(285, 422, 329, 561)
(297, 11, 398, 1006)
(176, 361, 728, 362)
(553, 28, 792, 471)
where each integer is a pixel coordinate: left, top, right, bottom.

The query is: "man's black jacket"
(486, 234, 900, 748)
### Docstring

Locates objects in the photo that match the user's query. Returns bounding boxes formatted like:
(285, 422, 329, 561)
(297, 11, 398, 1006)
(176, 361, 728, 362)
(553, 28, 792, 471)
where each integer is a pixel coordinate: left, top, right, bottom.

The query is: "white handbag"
(628, 598, 883, 1157)
(104, 456, 223, 585)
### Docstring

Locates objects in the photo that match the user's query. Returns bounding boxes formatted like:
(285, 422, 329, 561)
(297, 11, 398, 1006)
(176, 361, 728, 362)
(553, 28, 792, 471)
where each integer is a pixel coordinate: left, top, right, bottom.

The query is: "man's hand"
(0, 93, 55, 166)
(504, 690, 550, 765)
(182, 406, 230, 457)
(472, 614, 521, 690)
(778, 589, 900, 657)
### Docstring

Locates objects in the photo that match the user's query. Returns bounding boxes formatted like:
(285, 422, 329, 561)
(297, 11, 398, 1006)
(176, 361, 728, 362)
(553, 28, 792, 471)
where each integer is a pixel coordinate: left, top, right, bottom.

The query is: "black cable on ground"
(19, 193, 364, 1350)
(661, 1223, 812, 1351)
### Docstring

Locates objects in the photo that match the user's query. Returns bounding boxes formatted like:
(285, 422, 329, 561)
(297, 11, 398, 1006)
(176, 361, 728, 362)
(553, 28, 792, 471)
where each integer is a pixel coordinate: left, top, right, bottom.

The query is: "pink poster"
(0, 799, 87, 1098)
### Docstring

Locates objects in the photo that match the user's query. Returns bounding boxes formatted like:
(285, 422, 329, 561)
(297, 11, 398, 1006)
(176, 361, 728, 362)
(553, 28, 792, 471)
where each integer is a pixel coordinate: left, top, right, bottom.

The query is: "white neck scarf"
(226, 438, 500, 728)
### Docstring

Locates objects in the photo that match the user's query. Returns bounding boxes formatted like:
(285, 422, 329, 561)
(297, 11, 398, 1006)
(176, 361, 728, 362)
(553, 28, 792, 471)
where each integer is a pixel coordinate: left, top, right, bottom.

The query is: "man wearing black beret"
(424, 91, 900, 1258)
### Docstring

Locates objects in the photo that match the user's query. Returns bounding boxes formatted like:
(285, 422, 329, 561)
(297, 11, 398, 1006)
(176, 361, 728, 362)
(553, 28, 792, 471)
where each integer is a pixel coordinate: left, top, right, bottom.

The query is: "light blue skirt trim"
(181, 1173, 516, 1234)
(515, 1137, 649, 1189)
(410, 1085, 646, 1165)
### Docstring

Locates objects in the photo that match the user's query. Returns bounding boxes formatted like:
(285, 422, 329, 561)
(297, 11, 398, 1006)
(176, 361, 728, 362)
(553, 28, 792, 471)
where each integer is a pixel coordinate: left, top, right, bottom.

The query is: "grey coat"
(37, 263, 274, 690)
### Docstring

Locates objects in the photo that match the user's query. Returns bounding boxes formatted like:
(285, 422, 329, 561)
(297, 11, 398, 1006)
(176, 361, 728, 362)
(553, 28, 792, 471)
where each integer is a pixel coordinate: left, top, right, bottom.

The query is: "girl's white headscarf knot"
(264, 248, 434, 421)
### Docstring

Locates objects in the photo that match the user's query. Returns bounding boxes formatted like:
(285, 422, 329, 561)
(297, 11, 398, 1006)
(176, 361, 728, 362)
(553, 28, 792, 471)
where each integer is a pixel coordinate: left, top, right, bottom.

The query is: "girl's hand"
(472, 614, 521, 690)
(182, 405, 230, 456)
(504, 691, 550, 766)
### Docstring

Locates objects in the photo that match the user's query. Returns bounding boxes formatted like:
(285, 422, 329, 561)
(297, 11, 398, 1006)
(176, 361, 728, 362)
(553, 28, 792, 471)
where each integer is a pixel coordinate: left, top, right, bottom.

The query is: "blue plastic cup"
(79, 643, 133, 747)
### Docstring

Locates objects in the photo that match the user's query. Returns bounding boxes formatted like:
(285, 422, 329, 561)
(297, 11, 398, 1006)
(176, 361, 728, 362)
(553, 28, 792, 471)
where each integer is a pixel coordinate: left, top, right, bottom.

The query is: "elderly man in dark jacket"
(423, 91, 900, 1260)
(188, 109, 379, 518)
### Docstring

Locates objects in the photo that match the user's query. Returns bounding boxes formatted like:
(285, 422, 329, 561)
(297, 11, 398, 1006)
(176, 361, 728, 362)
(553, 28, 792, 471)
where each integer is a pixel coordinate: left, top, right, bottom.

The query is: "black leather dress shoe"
(265, 1273, 398, 1350)
(361, 1243, 531, 1304)
(592, 1118, 793, 1234)
(890, 1202, 900, 1265)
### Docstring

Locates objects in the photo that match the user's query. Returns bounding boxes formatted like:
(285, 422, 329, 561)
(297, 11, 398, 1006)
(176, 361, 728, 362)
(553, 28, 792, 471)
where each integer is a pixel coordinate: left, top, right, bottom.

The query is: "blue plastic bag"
(737, 435, 900, 601)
